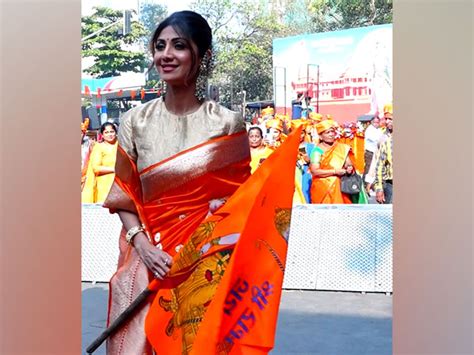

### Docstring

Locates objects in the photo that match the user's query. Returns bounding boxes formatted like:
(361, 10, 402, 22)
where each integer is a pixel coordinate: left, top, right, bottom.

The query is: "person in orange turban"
(308, 112, 323, 122)
(315, 120, 336, 135)
(261, 106, 274, 116)
(306, 112, 324, 144)
(383, 103, 393, 118)
(379, 102, 393, 130)
(261, 106, 275, 121)
(265, 118, 286, 149)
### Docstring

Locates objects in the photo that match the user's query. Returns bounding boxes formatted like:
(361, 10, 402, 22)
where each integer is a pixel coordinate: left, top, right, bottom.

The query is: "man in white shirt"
(363, 116, 383, 188)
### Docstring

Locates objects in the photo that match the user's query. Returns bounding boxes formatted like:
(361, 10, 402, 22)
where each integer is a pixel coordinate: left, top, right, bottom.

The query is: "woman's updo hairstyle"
(150, 11, 212, 64)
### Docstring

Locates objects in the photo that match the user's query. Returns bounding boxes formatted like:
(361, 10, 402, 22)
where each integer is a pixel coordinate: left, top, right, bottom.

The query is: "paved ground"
(82, 282, 391, 355)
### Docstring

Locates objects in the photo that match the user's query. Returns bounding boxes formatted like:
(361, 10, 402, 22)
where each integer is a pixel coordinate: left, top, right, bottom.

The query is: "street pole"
(81, 20, 120, 42)
(81, 10, 132, 43)
(317, 65, 320, 113)
(306, 64, 309, 100)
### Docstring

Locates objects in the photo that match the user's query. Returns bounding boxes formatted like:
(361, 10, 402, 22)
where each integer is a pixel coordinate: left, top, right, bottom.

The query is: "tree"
(270, 0, 319, 35)
(191, 0, 290, 109)
(82, 6, 148, 78)
(138, 2, 168, 88)
(308, 0, 392, 32)
(139, 2, 168, 45)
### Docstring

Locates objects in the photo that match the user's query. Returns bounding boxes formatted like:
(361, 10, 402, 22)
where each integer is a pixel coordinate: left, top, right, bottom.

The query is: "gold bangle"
(125, 225, 145, 244)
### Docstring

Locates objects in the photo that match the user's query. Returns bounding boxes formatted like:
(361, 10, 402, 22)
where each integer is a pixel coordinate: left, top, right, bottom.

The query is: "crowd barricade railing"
(82, 203, 392, 292)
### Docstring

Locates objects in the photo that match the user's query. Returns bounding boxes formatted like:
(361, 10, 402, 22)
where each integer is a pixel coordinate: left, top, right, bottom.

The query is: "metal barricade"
(82, 204, 392, 292)
(81, 204, 122, 282)
(283, 204, 392, 292)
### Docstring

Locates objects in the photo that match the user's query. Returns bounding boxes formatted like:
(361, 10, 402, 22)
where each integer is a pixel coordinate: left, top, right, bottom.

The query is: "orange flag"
(145, 127, 302, 354)
(141, 88, 145, 100)
(130, 90, 136, 100)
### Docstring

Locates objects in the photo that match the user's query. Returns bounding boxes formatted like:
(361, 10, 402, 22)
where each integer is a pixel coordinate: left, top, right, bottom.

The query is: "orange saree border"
(104, 131, 250, 213)
(140, 132, 250, 203)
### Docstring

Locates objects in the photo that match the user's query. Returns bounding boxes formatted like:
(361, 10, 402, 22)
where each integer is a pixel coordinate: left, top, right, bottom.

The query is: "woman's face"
(300, 129, 306, 142)
(320, 127, 336, 143)
(153, 26, 197, 86)
(248, 129, 263, 148)
(269, 128, 281, 140)
(102, 125, 117, 143)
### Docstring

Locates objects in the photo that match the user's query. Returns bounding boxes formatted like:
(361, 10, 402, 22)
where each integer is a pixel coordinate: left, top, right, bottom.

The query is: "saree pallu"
(352, 134, 365, 175)
(104, 132, 251, 355)
(337, 136, 365, 175)
(310, 142, 354, 204)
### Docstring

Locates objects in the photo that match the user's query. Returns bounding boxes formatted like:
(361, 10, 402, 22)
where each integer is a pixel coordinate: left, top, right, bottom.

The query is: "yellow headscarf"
(290, 119, 308, 131)
(308, 112, 323, 122)
(261, 106, 275, 117)
(315, 120, 336, 134)
(265, 119, 283, 132)
(383, 103, 393, 118)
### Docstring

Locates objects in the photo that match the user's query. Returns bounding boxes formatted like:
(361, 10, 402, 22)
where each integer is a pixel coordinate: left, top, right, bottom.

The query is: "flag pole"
(85, 287, 153, 354)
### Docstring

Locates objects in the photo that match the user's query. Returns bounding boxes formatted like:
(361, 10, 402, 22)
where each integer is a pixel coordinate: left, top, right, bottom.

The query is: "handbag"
(340, 173, 363, 195)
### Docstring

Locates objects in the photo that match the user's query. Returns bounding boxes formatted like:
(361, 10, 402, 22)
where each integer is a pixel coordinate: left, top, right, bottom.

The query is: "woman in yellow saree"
(309, 120, 355, 204)
(81, 122, 118, 203)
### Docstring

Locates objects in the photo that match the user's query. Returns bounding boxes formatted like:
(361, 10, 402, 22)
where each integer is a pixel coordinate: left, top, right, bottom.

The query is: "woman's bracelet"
(125, 224, 147, 244)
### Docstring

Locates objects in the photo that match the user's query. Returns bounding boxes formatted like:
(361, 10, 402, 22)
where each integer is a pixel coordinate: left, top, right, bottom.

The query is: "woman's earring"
(195, 52, 214, 101)
(158, 79, 167, 96)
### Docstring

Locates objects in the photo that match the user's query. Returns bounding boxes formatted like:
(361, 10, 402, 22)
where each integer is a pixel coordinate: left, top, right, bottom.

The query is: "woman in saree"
(102, 11, 252, 354)
(248, 126, 273, 174)
(81, 122, 118, 203)
(309, 120, 356, 204)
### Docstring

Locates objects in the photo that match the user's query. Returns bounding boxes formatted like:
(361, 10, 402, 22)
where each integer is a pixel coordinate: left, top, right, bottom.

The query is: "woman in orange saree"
(101, 11, 256, 355)
(309, 120, 355, 204)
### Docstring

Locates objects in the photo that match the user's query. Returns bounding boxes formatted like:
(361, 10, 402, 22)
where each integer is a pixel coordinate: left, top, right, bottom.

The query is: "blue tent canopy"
(81, 77, 115, 92)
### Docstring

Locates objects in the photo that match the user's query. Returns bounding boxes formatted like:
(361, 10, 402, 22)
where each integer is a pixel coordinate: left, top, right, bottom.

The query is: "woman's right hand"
(133, 233, 173, 280)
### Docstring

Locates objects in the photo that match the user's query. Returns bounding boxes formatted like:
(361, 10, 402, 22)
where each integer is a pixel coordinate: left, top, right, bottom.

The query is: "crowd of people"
(81, 104, 394, 206)
(246, 103, 393, 205)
